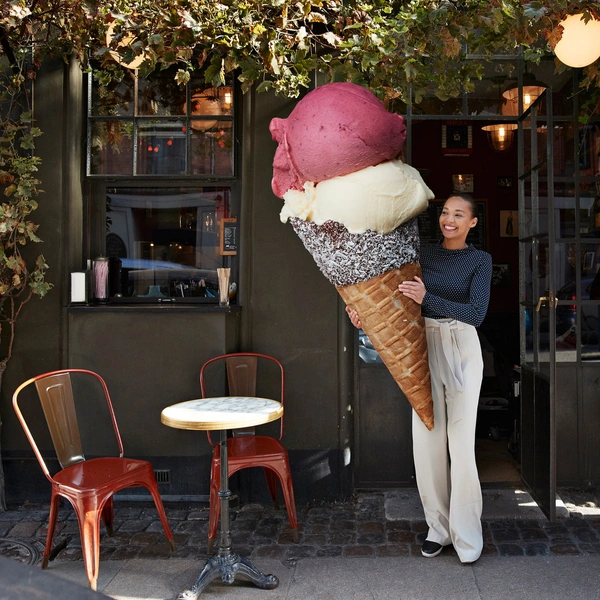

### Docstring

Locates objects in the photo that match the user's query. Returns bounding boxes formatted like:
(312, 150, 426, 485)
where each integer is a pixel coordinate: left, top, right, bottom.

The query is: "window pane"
(556, 306, 576, 362)
(555, 243, 576, 302)
(136, 121, 187, 175)
(467, 61, 516, 116)
(91, 72, 135, 116)
(138, 75, 186, 116)
(190, 121, 233, 176)
(412, 94, 462, 116)
(105, 187, 233, 300)
(554, 183, 576, 238)
(189, 84, 233, 119)
(90, 121, 133, 175)
(582, 305, 600, 360)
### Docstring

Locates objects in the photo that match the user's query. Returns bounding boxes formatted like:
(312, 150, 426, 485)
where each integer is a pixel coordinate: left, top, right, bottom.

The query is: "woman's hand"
(398, 275, 426, 305)
(346, 307, 362, 329)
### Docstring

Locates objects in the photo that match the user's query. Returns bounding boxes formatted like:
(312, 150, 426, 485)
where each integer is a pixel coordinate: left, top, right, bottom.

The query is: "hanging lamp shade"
(482, 124, 518, 152)
(502, 72, 547, 114)
(106, 21, 147, 70)
(554, 14, 600, 68)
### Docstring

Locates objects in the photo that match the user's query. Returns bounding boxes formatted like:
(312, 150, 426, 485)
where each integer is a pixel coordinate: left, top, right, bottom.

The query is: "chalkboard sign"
(418, 200, 487, 251)
(220, 217, 238, 255)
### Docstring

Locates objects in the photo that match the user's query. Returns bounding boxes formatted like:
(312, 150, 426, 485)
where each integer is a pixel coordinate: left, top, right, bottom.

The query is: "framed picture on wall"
(452, 174, 474, 193)
(499, 210, 518, 238)
(497, 176, 514, 189)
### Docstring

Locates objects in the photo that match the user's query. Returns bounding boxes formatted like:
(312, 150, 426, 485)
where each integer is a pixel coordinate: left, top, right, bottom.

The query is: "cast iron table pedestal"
(161, 397, 281, 599)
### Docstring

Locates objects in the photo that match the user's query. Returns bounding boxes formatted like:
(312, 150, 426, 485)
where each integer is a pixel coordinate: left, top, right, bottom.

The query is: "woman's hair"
(447, 193, 477, 219)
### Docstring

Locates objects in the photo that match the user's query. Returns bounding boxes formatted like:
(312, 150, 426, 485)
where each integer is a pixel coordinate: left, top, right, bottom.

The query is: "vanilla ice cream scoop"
(280, 159, 434, 235)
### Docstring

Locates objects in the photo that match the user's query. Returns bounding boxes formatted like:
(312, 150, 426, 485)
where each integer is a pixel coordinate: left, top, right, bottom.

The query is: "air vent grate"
(153, 469, 171, 484)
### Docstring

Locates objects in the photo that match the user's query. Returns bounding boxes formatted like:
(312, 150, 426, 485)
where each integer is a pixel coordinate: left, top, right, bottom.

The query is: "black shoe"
(421, 540, 444, 558)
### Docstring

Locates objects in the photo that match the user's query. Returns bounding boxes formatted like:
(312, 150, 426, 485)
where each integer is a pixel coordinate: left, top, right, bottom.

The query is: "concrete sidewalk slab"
(46, 555, 600, 600)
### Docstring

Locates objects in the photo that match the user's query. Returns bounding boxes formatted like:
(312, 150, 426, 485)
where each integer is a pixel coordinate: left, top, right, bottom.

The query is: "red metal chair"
(200, 353, 299, 552)
(12, 369, 175, 590)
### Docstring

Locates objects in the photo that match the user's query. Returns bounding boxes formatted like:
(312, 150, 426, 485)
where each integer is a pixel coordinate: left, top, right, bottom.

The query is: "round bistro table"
(161, 396, 283, 599)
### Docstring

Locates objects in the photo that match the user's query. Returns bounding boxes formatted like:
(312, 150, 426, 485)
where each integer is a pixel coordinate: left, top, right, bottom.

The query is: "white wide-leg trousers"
(412, 318, 484, 563)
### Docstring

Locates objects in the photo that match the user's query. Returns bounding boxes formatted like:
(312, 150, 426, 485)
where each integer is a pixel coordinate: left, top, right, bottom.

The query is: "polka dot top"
(420, 242, 493, 327)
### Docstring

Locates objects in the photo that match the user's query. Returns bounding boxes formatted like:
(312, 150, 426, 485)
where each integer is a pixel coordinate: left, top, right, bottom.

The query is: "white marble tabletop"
(161, 396, 284, 431)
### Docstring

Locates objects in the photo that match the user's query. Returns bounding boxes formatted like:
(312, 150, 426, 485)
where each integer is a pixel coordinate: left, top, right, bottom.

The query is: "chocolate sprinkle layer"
(290, 217, 420, 287)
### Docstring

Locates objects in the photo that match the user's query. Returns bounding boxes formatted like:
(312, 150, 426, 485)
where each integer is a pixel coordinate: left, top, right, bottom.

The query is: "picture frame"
(492, 264, 511, 288)
(452, 174, 474, 193)
(497, 176, 514, 189)
(442, 122, 473, 156)
(499, 209, 518, 238)
(584, 251, 595, 273)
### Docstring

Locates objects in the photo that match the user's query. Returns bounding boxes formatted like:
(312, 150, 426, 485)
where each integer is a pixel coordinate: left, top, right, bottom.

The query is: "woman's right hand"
(346, 307, 362, 329)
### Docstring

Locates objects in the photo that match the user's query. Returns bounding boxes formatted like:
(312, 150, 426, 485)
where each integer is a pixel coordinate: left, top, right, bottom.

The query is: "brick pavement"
(2, 492, 600, 567)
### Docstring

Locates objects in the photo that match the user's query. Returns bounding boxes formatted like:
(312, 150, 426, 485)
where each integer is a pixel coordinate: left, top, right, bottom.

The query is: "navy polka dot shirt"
(420, 242, 493, 327)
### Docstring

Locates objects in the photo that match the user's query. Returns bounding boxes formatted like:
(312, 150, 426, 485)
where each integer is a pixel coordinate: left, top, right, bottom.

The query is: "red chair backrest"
(13, 369, 124, 478)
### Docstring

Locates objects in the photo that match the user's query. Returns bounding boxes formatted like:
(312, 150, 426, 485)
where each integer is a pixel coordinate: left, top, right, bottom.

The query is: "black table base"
(178, 430, 279, 599)
(178, 553, 278, 599)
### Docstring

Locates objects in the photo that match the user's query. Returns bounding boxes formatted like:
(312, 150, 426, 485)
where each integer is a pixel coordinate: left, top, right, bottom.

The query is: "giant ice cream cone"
(271, 82, 435, 430)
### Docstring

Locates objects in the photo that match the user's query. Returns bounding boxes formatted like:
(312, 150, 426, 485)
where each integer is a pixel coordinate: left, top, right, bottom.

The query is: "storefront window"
(87, 68, 238, 304)
(105, 186, 235, 302)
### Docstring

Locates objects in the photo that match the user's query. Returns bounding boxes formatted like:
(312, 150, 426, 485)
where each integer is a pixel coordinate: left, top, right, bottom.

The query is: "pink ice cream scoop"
(270, 82, 406, 198)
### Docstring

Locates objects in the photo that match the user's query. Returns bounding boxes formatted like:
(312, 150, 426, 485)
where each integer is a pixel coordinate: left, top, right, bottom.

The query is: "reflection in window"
(105, 187, 234, 301)
(358, 330, 382, 364)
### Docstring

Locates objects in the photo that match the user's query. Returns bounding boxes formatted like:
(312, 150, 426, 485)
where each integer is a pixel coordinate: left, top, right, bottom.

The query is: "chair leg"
(143, 470, 176, 551)
(264, 468, 280, 510)
(207, 452, 221, 553)
(42, 493, 61, 569)
(77, 502, 103, 591)
(101, 496, 114, 537)
(270, 459, 299, 543)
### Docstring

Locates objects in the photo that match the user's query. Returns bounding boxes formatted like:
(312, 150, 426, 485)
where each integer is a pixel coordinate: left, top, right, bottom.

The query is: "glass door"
(518, 90, 557, 520)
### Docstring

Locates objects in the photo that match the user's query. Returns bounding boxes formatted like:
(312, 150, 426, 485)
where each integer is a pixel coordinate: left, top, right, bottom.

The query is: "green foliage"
(0, 47, 52, 366)
(2, 0, 600, 103)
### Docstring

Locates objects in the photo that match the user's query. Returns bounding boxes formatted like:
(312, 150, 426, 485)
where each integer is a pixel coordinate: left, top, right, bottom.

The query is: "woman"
(347, 193, 492, 564)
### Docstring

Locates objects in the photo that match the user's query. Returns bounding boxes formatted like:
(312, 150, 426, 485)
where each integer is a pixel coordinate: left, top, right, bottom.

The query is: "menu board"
(220, 218, 238, 255)
(418, 200, 487, 251)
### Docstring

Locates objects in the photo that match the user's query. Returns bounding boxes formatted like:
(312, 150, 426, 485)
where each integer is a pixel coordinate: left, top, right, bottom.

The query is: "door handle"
(536, 296, 558, 311)
(535, 296, 548, 311)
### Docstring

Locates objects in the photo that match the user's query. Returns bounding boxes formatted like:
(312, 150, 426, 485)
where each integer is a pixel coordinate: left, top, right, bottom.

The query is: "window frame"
(84, 70, 241, 306)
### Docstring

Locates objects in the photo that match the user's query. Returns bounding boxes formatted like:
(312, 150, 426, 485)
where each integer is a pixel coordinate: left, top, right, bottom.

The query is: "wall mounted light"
(554, 13, 600, 68)
(482, 124, 518, 152)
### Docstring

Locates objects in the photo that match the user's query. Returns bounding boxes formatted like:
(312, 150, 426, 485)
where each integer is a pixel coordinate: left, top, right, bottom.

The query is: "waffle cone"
(337, 263, 434, 430)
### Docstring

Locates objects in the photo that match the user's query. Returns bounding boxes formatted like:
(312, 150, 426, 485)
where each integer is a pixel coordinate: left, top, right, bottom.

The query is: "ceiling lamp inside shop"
(481, 124, 518, 152)
(189, 87, 233, 131)
(106, 21, 147, 70)
(554, 13, 600, 68)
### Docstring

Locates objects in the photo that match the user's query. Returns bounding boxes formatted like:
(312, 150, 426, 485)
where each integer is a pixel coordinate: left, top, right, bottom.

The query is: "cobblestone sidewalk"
(2, 491, 600, 567)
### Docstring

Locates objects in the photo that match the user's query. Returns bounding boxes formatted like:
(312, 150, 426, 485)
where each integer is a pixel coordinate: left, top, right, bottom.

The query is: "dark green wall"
(3, 63, 353, 505)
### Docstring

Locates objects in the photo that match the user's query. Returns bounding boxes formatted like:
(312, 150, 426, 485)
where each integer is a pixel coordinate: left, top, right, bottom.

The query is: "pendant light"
(502, 71, 547, 115)
(554, 14, 600, 68)
(482, 124, 518, 152)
